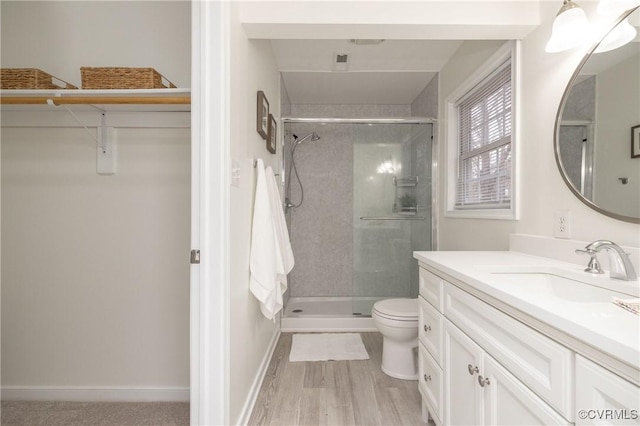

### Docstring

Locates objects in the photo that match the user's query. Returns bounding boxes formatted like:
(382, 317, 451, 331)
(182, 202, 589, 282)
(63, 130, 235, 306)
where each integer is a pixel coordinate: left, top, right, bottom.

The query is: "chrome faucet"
(576, 240, 638, 281)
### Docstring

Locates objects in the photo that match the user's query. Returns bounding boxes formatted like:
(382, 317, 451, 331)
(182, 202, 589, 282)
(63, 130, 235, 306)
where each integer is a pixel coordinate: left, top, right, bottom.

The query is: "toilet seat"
(372, 298, 418, 321)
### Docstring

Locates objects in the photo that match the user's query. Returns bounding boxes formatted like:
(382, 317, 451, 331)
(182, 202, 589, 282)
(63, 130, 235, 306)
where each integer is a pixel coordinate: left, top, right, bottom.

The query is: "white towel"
(249, 159, 294, 321)
(265, 165, 295, 284)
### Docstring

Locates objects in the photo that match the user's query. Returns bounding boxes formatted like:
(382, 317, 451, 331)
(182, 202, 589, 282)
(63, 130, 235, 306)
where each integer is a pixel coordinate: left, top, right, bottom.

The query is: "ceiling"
(271, 39, 463, 105)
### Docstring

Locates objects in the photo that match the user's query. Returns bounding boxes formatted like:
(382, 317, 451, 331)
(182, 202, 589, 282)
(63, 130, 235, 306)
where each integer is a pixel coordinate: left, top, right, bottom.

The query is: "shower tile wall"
(287, 104, 411, 298)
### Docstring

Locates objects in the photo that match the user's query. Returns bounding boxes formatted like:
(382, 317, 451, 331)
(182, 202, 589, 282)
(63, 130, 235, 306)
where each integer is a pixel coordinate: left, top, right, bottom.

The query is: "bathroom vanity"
(414, 250, 640, 426)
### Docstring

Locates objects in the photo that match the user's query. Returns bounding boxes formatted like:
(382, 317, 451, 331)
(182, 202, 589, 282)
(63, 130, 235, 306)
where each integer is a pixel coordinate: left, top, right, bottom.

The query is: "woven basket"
(80, 67, 177, 89)
(1, 68, 78, 89)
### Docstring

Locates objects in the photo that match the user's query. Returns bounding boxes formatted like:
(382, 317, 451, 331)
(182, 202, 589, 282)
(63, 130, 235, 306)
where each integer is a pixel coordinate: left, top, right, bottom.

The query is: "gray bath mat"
(289, 333, 369, 362)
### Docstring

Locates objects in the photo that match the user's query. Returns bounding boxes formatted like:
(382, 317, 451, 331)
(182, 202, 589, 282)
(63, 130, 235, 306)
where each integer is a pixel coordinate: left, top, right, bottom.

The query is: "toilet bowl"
(372, 298, 419, 380)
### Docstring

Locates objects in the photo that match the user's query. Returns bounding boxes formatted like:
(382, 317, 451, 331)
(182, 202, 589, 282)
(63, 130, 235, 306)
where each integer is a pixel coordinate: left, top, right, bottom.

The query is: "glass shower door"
(352, 123, 432, 316)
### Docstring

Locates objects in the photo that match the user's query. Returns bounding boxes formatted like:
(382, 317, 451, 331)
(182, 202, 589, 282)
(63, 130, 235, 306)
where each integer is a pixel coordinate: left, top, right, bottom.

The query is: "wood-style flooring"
(248, 332, 426, 426)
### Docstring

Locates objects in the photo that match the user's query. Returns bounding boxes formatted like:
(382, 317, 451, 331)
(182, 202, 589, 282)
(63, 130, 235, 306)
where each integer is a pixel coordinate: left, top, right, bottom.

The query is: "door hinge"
(190, 249, 200, 264)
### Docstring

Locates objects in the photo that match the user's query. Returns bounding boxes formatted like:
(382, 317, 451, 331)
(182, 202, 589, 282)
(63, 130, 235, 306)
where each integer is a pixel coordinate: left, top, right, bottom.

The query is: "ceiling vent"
(333, 53, 349, 72)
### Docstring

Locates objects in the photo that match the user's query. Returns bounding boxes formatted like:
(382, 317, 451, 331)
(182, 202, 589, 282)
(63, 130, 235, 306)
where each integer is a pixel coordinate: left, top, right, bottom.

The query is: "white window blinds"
(455, 59, 512, 210)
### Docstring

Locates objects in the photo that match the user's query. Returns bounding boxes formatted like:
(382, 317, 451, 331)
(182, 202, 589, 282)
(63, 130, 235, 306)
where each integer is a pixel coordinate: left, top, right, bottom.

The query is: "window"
(446, 43, 518, 219)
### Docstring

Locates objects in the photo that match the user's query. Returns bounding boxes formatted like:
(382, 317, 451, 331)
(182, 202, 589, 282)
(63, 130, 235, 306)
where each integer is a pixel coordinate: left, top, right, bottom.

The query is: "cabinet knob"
(423, 374, 431, 382)
(467, 364, 479, 375)
(478, 375, 491, 387)
(424, 324, 431, 332)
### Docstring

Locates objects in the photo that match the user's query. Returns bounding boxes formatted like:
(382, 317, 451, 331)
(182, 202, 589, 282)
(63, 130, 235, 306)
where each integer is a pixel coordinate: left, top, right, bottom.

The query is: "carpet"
(289, 333, 370, 362)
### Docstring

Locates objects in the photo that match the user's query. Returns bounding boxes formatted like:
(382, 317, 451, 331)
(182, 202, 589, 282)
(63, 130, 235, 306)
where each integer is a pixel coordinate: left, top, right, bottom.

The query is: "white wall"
(0, 1, 191, 88)
(515, 2, 639, 248)
(1, 1, 191, 398)
(437, 40, 518, 250)
(228, 3, 282, 424)
(437, 4, 640, 251)
(1, 126, 191, 393)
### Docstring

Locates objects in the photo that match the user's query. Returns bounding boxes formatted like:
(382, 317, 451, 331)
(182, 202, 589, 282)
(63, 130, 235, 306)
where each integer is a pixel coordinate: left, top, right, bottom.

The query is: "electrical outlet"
(554, 210, 571, 239)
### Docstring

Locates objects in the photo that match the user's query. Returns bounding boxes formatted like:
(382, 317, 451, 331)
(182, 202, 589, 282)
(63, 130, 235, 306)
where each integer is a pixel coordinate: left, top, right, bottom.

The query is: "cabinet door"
(575, 355, 640, 425)
(444, 282, 573, 419)
(483, 354, 571, 425)
(444, 319, 483, 425)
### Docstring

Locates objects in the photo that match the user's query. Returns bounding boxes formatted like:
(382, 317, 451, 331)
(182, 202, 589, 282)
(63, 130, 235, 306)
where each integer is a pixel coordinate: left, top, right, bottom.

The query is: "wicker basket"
(1, 68, 78, 89)
(80, 67, 177, 89)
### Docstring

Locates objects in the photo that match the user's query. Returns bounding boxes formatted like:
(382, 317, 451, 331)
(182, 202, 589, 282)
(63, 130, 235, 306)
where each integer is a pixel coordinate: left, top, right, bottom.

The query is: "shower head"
(293, 132, 321, 146)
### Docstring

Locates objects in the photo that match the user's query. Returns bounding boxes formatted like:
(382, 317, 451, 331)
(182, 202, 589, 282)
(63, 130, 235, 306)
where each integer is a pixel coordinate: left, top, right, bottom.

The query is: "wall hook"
(618, 177, 628, 184)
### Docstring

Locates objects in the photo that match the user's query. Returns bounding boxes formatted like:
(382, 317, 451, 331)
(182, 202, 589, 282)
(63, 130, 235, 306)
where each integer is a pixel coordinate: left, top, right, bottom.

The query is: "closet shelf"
(0, 88, 191, 112)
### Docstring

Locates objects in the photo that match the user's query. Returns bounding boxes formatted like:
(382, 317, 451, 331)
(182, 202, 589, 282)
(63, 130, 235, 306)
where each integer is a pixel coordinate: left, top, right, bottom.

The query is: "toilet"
(372, 298, 419, 380)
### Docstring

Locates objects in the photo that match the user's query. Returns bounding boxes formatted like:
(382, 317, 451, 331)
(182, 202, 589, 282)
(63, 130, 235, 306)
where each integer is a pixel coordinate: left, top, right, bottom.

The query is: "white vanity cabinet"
(417, 268, 445, 425)
(482, 353, 571, 425)
(442, 318, 483, 425)
(418, 264, 571, 425)
(443, 316, 571, 425)
(575, 355, 640, 425)
(415, 251, 640, 426)
(442, 308, 570, 425)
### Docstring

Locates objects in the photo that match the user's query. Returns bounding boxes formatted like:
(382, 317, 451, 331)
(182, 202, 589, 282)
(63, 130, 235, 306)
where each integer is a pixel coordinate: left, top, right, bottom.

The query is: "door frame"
(190, 1, 230, 425)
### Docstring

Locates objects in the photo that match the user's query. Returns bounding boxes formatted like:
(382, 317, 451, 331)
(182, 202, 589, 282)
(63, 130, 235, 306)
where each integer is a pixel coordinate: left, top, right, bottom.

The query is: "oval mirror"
(555, 7, 640, 224)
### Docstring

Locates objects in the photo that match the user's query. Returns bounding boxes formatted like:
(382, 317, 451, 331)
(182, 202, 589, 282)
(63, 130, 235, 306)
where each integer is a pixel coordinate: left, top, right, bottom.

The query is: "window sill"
(444, 208, 518, 221)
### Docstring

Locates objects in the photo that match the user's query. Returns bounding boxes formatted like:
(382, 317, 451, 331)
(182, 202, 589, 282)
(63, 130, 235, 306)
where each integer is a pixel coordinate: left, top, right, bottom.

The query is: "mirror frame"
(554, 6, 640, 224)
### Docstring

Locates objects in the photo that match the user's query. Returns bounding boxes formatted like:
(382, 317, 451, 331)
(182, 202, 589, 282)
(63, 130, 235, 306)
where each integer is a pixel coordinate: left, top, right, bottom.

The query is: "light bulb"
(546, 3, 591, 53)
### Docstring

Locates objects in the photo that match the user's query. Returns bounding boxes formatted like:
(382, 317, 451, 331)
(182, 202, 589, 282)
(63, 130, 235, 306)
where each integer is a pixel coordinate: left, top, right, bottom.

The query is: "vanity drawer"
(443, 282, 574, 421)
(419, 267, 444, 312)
(419, 296, 443, 366)
(419, 342, 444, 425)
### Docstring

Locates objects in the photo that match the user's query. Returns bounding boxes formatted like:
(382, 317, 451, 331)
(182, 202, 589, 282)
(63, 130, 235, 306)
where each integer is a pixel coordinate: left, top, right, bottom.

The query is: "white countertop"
(413, 250, 640, 373)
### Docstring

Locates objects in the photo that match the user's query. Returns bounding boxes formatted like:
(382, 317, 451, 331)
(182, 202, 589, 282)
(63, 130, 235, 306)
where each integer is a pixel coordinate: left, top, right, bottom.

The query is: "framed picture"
(257, 91, 269, 139)
(267, 114, 277, 154)
(632, 125, 640, 158)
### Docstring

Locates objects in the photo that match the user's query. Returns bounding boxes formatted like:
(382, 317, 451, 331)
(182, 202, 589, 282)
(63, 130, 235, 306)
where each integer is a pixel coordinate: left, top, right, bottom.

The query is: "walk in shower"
(281, 118, 434, 330)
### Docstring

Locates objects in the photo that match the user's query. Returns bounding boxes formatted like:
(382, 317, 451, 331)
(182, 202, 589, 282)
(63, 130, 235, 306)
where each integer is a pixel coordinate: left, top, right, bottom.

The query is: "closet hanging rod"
(0, 96, 191, 105)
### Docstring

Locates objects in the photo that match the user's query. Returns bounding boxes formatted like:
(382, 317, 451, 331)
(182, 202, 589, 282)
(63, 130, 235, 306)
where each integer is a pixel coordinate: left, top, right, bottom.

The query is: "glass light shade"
(546, 5, 591, 53)
(597, 0, 640, 16)
(594, 18, 637, 52)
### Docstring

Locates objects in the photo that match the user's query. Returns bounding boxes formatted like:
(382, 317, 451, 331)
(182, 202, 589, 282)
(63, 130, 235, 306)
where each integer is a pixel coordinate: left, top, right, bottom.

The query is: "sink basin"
(490, 272, 623, 303)
(475, 265, 634, 304)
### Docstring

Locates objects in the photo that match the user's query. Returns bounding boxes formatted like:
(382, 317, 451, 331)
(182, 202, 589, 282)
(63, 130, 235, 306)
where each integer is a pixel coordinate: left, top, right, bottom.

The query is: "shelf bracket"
(97, 113, 117, 175)
(46, 99, 116, 176)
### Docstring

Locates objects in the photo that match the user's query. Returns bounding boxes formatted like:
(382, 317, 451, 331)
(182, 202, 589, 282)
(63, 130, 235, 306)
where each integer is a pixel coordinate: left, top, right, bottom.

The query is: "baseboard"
(0, 387, 189, 402)
(235, 329, 281, 426)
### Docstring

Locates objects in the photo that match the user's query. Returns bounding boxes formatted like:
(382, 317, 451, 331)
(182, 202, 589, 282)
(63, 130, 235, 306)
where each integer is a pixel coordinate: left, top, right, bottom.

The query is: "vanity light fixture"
(545, 0, 591, 53)
(594, 17, 637, 52)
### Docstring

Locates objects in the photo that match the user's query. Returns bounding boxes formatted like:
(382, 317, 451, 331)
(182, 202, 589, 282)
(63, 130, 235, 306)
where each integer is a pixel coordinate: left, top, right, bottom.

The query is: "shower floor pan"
(281, 296, 384, 332)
